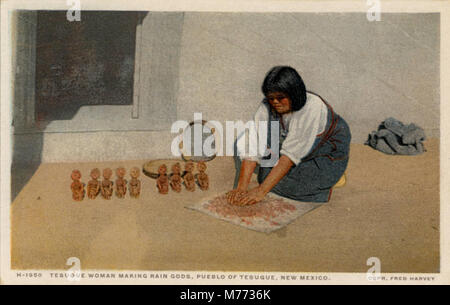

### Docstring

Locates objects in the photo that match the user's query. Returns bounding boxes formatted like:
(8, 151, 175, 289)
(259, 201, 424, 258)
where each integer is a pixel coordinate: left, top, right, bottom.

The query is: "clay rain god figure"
(170, 162, 182, 193)
(196, 161, 209, 191)
(87, 168, 101, 199)
(129, 167, 141, 198)
(115, 167, 127, 198)
(101, 168, 114, 200)
(157, 164, 169, 194)
(71, 170, 85, 201)
(183, 162, 196, 192)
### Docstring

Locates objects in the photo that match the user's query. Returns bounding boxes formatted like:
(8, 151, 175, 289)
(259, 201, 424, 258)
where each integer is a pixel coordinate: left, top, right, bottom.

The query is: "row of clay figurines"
(157, 161, 209, 194)
(70, 167, 141, 201)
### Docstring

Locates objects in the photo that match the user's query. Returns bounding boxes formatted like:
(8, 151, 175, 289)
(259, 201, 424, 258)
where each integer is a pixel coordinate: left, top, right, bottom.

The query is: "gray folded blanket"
(365, 118, 426, 155)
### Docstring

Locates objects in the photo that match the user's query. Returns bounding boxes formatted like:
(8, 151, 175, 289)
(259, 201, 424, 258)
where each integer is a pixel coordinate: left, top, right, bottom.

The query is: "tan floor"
(11, 139, 439, 273)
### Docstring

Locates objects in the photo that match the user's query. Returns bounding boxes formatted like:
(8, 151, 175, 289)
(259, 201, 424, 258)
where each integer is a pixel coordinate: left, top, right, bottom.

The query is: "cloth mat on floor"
(186, 192, 322, 233)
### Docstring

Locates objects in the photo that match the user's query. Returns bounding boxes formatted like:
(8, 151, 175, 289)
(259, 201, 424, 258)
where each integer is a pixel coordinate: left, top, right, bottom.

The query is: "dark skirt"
(234, 109, 351, 203)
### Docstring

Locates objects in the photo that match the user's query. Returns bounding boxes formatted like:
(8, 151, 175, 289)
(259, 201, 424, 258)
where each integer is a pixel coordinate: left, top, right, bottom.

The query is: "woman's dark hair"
(262, 66, 307, 111)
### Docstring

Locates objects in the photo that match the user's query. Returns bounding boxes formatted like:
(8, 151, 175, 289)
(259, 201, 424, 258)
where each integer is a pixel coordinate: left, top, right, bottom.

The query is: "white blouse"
(236, 92, 329, 165)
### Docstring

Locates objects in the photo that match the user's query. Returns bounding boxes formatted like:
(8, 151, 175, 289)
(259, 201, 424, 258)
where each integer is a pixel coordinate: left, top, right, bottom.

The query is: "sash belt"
(302, 93, 348, 163)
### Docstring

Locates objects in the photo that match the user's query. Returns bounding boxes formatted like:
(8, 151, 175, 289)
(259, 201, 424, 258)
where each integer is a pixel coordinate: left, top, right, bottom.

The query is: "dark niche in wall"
(35, 11, 140, 122)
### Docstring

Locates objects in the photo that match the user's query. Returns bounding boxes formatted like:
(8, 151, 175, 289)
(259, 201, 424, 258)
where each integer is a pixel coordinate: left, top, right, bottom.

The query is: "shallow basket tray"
(143, 159, 187, 179)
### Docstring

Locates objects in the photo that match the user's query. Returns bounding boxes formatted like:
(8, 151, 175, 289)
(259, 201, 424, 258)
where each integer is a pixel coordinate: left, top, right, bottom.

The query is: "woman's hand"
(236, 186, 268, 206)
(232, 155, 294, 206)
(227, 159, 257, 205)
(226, 189, 246, 205)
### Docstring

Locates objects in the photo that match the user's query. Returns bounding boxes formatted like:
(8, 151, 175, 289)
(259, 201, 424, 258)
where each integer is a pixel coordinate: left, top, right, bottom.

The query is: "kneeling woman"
(227, 66, 351, 205)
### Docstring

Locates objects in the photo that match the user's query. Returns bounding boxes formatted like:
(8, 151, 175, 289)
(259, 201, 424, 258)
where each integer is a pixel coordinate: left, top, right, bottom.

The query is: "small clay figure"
(183, 161, 196, 192)
(129, 167, 141, 198)
(196, 161, 209, 191)
(157, 164, 169, 194)
(71, 170, 85, 201)
(87, 168, 101, 199)
(170, 162, 182, 193)
(101, 168, 114, 200)
(115, 167, 127, 198)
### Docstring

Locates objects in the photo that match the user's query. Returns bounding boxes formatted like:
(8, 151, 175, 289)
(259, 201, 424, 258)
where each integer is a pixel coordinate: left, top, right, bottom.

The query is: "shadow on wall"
(11, 135, 44, 201)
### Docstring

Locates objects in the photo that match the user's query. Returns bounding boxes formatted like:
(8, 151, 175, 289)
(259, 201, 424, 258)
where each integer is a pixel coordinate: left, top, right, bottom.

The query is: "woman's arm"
(237, 155, 294, 206)
(237, 159, 257, 190)
(226, 159, 257, 204)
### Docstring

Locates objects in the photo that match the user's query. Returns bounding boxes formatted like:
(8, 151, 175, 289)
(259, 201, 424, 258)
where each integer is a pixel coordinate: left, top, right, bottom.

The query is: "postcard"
(1, 0, 449, 286)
